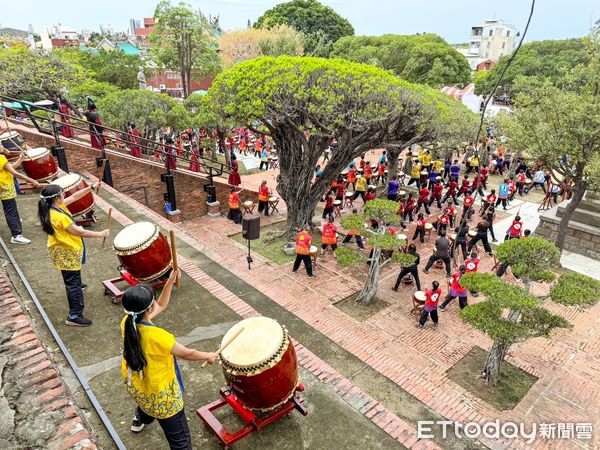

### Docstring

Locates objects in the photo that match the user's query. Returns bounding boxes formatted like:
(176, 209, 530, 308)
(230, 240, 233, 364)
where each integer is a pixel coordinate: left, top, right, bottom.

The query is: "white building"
(463, 19, 518, 71)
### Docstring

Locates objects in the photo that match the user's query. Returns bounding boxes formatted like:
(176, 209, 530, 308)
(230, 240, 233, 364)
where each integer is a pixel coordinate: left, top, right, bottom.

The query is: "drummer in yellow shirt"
(120, 275, 218, 447)
(352, 175, 368, 204)
(422, 150, 433, 173)
(0, 149, 41, 244)
(408, 160, 422, 188)
(38, 184, 109, 327)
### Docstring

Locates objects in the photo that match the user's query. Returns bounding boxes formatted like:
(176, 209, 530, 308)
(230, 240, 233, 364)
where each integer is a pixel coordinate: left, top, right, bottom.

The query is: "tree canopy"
(150, 0, 222, 97)
(254, 0, 354, 56)
(218, 25, 304, 68)
(206, 56, 477, 232)
(474, 38, 591, 96)
(331, 34, 471, 87)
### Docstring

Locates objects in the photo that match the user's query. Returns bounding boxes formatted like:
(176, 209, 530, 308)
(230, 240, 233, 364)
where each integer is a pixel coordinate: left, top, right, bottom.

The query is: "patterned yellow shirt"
(0, 155, 16, 201)
(120, 317, 183, 419)
(48, 205, 84, 271)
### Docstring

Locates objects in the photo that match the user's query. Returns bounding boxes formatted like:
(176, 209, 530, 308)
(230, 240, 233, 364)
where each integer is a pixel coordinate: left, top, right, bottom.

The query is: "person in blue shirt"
(449, 160, 461, 182)
(315, 164, 324, 179)
(496, 179, 510, 210)
(387, 175, 399, 201)
(428, 170, 438, 190)
(442, 158, 452, 180)
(494, 156, 504, 175)
(378, 151, 388, 165)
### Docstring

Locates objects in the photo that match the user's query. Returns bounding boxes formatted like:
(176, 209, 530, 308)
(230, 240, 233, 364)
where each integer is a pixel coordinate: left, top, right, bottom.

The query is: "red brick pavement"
(89, 172, 598, 449)
(0, 273, 97, 449)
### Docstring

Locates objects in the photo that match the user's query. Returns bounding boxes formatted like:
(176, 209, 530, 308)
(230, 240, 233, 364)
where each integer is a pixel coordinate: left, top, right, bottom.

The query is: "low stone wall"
(17, 127, 258, 221)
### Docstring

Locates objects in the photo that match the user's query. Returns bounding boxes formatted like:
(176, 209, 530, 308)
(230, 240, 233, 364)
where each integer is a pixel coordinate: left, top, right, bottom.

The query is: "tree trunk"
(554, 181, 586, 251)
(387, 147, 401, 184)
(483, 341, 511, 385)
(356, 248, 381, 305)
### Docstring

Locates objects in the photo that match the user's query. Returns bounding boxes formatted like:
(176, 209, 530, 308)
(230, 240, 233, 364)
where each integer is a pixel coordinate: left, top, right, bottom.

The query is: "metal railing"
(1, 95, 230, 211)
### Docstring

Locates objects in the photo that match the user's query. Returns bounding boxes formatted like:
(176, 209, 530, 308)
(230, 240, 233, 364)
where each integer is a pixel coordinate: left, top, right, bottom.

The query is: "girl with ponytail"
(38, 183, 109, 327)
(120, 271, 217, 447)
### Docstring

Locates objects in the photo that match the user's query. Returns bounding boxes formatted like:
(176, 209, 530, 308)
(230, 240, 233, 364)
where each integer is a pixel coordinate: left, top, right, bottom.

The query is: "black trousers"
(407, 177, 420, 188)
(227, 208, 242, 224)
(293, 254, 313, 276)
(440, 294, 468, 310)
(412, 227, 425, 243)
(402, 210, 414, 222)
(257, 200, 269, 216)
(428, 196, 442, 209)
(342, 234, 364, 249)
(424, 255, 452, 277)
(61, 270, 84, 319)
(352, 191, 366, 203)
(322, 207, 334, 220)
(488, 224, 496, 241)
(416, 200, 430, 215)
(419, 308, 438, 326)
(2, 198, 22, 237)
(442, 194, 458, 205)
(393, 266, 421, 290)
(136, 407, 192, 450)
(495, 197, 508, 209)
(259, 161, 268, 170)
(387, 193, 397, 201)
(453, 241, 468, 260)
(468, 233, 492, 254)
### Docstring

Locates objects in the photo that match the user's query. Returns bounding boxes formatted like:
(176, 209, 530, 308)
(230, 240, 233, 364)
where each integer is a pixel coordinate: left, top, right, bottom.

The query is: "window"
(489, 29, 493, 36)
(502, 42, 506, 49)
(506, 30, 511, 37)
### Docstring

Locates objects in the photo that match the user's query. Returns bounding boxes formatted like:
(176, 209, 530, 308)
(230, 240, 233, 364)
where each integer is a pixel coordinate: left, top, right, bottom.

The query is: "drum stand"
(197, 386, 308, 449)
(102, 269, 167, 303)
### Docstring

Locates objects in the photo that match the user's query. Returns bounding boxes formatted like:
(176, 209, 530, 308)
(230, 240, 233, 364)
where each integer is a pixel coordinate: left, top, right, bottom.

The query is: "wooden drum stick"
(201, 327, 245, 368)
(102, 208, 112, 249)
(169, 230, 180, 288)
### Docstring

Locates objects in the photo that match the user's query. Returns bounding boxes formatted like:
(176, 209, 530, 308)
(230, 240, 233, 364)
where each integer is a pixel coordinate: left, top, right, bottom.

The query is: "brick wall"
(18, 128, 258, 221)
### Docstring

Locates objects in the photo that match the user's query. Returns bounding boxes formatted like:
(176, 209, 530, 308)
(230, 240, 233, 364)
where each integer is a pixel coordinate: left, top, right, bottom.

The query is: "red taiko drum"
(53, 173, 94, 217)
(22, 148, 58, 181)
(220, 317, 299, 411)
(0, 131, 25, 155)
(113, 222, 172, 281)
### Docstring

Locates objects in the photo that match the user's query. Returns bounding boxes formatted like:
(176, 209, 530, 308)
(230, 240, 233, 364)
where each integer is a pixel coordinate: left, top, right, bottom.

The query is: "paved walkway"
(87, 172, 599, 449)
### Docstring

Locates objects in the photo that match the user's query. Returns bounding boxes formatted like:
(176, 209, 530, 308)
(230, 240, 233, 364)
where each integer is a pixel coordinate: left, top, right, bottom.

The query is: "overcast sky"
(0, 0, 597, 43)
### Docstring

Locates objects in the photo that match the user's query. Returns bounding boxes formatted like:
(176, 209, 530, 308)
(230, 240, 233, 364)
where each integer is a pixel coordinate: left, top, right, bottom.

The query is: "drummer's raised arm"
(148, 268, 179, 319)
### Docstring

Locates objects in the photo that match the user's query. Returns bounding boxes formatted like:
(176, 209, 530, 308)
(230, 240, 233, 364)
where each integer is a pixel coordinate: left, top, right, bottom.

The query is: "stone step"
(556, 203, 600, 227)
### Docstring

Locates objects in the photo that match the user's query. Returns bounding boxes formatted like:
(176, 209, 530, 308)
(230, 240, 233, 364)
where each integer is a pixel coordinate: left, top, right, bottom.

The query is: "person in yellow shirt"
(466, 151, 480, 175)
(408, 159, 422, 188)
(0, 148, 41, 244)
(352, 175, 367, 204)
(422, 150, 432, 173)
(121, 275, 218, 446)
(38, 184, 109, 327)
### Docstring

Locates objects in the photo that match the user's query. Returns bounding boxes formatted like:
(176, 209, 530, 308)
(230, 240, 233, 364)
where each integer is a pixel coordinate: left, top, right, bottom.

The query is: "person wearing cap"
(120, 273, 218, 447)
(37, 184, 108, 326)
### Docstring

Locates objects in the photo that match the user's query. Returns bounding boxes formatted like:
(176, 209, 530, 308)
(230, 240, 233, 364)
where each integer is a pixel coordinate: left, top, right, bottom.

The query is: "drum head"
(26, 147, 49, 160)
(243, 201, 253, 206)
(53, 173, 81, 191)
(333, 200, 342, 206)
(114, 222, 158, 251)
(345, 192, 353, 198)
(396, 234, 407, 240)
(425, 223, 433, 230)
(415, 291, 426, 301)
(269, 196, 278, 202)
(310, 245, 317, 253)
(221, 317, 284, 369)
(0, 131, 19, 140)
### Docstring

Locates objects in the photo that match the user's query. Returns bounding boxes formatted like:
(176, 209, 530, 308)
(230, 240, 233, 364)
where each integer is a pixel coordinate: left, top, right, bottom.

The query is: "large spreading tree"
(150, 0, 222, 98)
(254, 0, 354, 56)
(461, 238, 599, 385)
(205, 56, 477, 235)
(331, 34, 471, 88)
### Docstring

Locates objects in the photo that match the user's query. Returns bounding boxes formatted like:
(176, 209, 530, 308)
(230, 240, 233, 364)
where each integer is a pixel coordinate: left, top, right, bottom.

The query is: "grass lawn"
(231, 223, 322, 265)
(447, 346, 538, 411)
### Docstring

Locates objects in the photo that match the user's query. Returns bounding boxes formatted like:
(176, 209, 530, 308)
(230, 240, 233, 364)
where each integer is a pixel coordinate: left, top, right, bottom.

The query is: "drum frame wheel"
(197, 386, 308, 449)
(102, 270, 167, 303)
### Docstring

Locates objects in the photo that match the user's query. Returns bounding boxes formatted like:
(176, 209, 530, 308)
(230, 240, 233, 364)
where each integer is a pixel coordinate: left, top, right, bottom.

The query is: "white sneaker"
(11, 235, 31, 245)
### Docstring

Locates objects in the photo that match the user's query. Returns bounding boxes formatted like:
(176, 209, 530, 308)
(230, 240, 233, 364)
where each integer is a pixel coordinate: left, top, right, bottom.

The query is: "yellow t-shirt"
(434, 160, 444, 172)
(120, 317, 183, 419)
(48, 205, 84, 271)
(355, 177, 367, 192)
(0, 155, 16, 200)
(410, 164, 421, 179)
(422, 154, 432, 166)
(470, 156, 479, 167)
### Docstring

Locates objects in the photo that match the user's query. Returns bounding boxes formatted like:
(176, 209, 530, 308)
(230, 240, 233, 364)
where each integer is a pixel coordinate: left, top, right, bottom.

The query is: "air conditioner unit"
(159, 84, 166, 90)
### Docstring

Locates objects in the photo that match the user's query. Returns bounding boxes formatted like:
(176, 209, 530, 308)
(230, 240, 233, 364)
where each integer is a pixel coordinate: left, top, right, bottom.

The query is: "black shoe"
(392, 287, 398, 292)
(81, 283, 88, 291)
(65, 316, 92, 327)
(423, 269, 429, 274)
(131, 417, 145, 433)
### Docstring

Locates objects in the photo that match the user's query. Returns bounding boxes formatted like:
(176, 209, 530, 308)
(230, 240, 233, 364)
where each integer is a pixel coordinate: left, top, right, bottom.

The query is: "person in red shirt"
(292, 226, 313, 278)
(416, 281, 442, 329)
(433, 209, 450, 235)
(403, 194, 416, 222)
(442, 179, 458, 205)
(227, 186, 243, 224)
(359, 157, 366, 171)
(128, 122, 142, 158)
(481, 189, 497, 216)
(412, 213, 427, 244)
(364, 163, 373, 182)
(505, 215, 524, 241)
(461, 193, 475, 223)
(365, 186, 377, 203)
(464, 250, 480, 297)
(480, 166, 489, 189)
(346, 165, 357, 191)
(416, 187, 431, 215)
(507, 177, 517, 202)
(428, 180, 444, 209)
(456, 175, 471, 198)
(472, 173, 485, 197)
(335, 178, 345, 201)
(446, 203, 457, 228)
(321, 218, 338, 256)
(322, 192, 335, 221)
(257, 180, 271, 216)
(439, 265, 468, 310)
(516, 171, 527, 196)
(376, 163, 386, 185)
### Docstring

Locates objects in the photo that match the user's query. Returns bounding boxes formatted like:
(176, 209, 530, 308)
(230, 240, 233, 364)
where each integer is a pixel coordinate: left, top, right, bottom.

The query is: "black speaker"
(242, 215, 260, 241)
